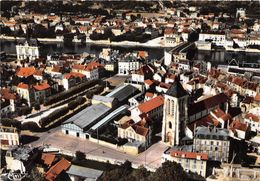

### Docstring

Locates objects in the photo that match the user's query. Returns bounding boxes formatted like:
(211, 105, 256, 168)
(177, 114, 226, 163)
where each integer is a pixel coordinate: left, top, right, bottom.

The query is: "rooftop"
(166, 78, 187, 98)
(63, 103, 111, 129)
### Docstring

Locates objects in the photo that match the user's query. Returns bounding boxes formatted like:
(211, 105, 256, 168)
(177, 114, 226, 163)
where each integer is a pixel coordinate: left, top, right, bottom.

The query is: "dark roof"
(106, 85, 140, 102)
(188, 93, 228, 116)
(166, 79, 187, 98)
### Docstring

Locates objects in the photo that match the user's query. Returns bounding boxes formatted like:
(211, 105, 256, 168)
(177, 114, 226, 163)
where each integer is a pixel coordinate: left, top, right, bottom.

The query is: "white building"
(0, 126, 20, 150)
(163, 150, 208, 177)
(193, 127, 230, 162)
(244, 107, 260, 133)
(16, 40, 40, 60)
(118, 57, 141, 75)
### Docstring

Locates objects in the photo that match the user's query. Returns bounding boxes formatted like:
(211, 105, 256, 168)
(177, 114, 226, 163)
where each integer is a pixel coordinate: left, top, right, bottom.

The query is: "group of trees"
(1, 118, 21, 130)
(17, 106, 32, 116)
(39, 106, 69, 128)
(67, 96, 86, 110)
(44, 80, 98, 106)
(111, 29, 151, 43)
(90, 27, 152, 43)
(86, 84, 105, 99)
(98, 160, 188, 181)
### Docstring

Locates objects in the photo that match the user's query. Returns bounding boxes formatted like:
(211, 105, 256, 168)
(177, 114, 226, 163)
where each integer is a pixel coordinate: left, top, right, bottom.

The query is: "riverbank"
(0, 35, 167, 48)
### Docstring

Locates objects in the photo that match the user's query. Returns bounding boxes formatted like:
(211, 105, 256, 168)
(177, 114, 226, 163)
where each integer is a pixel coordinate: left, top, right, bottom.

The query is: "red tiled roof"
(255, 93, 260, 102)
(41, 153, 56, 167)
(132, 124, 149, 137)
(158, 82, 171, 89)
(138, 95, 164, 113)
(170, 150, 208, 160)
(188, 93, 228, 116)
(63, 72, 86, 79)
(144, 79, 154, 86)
(33, 83, 50, 91)
(245, 113, 259, 122)
(45, 158, 71, 181)
(72, 61, 103, 71)
(51, 66, 62, 73)
(230, 120, 247, 132)
(0, 89, 16, 100)
(164, 28, 175, 35)
(187, 114, 219, 132)
(138, 51, 147, 58)
(17, 83, 29, 89)
(145, 92, 154, 98)
(16, 67, 36, 77)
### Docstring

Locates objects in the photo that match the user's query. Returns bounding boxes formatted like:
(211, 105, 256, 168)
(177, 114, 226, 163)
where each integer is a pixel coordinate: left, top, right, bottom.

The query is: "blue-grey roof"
(63, 103, 111, 129)
(92, 95, 115, 103)
(166, 79, 187, 98)
(195, 126, 229, 140)
(66, 165, 103, 180)
(89, 104, 129, 131)
(106, 84, 139, 102)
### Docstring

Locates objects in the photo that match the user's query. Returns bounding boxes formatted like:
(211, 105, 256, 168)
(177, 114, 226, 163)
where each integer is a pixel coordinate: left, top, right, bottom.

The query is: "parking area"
(22, 126, 168, 170)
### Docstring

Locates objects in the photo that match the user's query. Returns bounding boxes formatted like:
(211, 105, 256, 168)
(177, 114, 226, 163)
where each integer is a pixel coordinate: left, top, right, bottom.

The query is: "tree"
(23, 167, 44, 181)
(34, 103, 41, 111)
(1, 26, 12, 35)
(1, 118, 21, 130)
(75, 151, 86, 161)
(132, 166, 150, 181)
(188, 30, 199, 42)
(150, 161, 187, 181)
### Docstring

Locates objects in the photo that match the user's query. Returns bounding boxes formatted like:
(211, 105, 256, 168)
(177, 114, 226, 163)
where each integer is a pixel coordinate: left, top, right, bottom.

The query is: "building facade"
(193, 127, 230, 162)
(162, 79, 188, 146)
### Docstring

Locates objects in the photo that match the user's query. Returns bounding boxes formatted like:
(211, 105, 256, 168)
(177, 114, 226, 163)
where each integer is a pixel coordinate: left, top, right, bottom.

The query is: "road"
(22, 126, 168, 170)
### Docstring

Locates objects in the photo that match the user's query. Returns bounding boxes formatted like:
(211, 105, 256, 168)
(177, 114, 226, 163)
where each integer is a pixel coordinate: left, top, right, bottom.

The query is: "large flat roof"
(63, 103, 111, 129)
(106, 84, 139, 102)
(66, 165, 103, 180)
(89, 104, 129, 131)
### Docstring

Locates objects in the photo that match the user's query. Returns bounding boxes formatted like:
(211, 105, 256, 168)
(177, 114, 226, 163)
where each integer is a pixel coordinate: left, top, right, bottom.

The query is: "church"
(161, 78, 188, 146)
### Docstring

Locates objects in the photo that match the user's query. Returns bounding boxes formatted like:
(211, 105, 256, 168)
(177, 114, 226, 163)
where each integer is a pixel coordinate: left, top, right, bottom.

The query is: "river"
(1, 40, 259, 65)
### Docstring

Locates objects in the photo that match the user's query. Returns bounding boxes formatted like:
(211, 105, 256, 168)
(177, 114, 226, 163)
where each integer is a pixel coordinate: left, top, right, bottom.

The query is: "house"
(0, 89, 16, 117)
(41, 153, 56, 168)
(244, 107, 260, 133)
(137, 95, 164, 120)
(164, 28, 182, 47)
(16, 83, 34, 106)
(16, 39, 40, 60)
(118, 116, 152, 147)
(163, 149, 208, 177)
(193, 126, 230, 162)
(45, 158, 71, 181)
(71, 61, 103, 80)
(131, 64, 155, 83)
(118, 56, 141, 75)
(229, 120, 248, 140)
(62, 72, 86, 90)
(0, 126, 20, 150)
(33, 82, 51, 104)
(188, 93, 229, 123)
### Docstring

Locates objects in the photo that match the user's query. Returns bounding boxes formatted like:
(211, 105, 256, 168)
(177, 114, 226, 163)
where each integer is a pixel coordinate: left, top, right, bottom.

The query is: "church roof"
(166, 79, 187, 98)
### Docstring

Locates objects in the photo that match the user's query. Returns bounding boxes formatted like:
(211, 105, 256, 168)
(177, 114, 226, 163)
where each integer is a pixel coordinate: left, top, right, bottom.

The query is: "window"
(169, 122, 172, 129)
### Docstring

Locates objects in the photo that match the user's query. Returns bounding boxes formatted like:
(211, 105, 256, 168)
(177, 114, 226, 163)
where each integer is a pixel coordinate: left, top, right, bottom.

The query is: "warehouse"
(61, 103, 111, 139)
